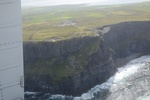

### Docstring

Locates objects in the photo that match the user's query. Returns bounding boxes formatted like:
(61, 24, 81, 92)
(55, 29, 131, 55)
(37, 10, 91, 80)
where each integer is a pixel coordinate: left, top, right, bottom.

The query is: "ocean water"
(25, 55, 150, 100)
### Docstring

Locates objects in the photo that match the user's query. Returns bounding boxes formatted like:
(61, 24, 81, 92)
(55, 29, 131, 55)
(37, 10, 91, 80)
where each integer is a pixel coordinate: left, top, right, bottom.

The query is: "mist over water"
(21, 0, 150, 6)
(25, 55, 150, 100)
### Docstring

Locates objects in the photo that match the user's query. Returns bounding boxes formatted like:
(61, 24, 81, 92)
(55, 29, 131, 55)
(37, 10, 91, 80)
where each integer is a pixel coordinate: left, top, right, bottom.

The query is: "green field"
(22, 2, 150, 41)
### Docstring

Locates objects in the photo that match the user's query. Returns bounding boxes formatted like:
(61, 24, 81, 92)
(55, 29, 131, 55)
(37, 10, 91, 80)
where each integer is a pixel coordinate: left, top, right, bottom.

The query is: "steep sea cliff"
(24, 21, 150, 96)
(25, 55, 150, 100)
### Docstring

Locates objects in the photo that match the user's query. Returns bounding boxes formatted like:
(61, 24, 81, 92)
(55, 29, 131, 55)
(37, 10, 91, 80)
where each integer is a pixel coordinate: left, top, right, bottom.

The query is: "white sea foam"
(74, 55, 150, 100)
(137, 96, 150, 100)
(25, 91, 36, 95)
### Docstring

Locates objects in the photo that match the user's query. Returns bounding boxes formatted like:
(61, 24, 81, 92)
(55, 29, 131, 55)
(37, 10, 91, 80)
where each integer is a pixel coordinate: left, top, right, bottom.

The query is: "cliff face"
(100, 21, 150, 58)
(24, 35, 116, 96)
(24, 21, 150, 96)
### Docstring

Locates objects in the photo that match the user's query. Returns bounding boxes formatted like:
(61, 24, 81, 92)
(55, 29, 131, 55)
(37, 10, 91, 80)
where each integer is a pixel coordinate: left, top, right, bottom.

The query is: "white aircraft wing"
(0, 0, 24, 100)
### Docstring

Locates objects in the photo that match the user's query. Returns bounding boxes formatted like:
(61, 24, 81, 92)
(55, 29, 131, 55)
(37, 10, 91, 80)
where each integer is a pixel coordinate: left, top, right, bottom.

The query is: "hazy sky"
(21, 0, 150, 6)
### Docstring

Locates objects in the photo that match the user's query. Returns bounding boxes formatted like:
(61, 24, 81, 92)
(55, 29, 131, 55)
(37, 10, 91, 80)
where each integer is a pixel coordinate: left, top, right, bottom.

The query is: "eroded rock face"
(24, 21, 150, 96)
(24, 35, 116, 96)
(100, 21, 150, 58)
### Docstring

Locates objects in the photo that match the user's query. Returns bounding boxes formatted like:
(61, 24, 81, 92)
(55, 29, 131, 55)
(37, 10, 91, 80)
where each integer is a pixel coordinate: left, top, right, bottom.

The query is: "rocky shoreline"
(24, 21, 150, 96)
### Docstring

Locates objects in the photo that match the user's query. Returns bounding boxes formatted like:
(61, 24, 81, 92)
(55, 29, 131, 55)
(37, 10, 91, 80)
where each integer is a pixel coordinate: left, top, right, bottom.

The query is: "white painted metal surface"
(0, 0, 24, 100)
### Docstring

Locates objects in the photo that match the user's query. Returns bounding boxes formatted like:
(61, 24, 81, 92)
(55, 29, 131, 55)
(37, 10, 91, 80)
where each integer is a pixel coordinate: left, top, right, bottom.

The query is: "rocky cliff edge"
(24, 21, 150, 96)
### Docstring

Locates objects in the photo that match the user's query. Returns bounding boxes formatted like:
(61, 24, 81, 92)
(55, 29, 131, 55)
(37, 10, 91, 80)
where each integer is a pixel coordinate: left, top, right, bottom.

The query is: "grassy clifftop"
(23, 2, 150, 41)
